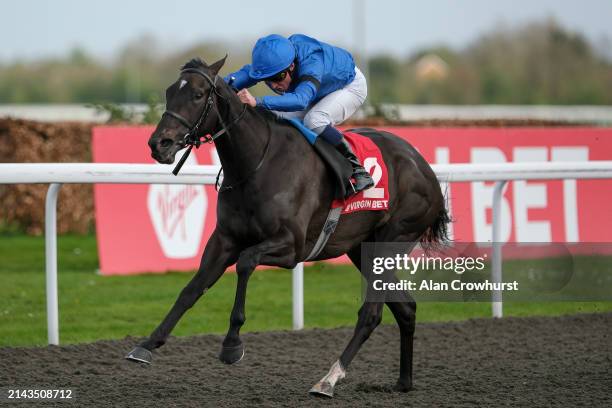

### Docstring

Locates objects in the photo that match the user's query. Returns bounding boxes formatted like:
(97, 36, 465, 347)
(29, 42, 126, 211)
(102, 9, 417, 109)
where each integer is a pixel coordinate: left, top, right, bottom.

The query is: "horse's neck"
(213, 98, 270, 182)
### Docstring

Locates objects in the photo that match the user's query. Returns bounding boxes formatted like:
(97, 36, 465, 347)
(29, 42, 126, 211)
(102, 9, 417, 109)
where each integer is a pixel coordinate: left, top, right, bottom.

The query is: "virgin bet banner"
(93, 126, 219, 275)
(92, 126, 612, 275)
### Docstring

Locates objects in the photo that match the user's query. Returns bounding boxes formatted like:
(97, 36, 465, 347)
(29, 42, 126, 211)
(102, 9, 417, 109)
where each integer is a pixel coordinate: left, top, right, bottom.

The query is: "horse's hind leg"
(310, 300, 384, 398)
(310, 244, 384, 398)
(350, 243, 417, 392)
(385, 298, 416, 392)
(367, 228, 422, 392)
(310, 237, 419, 397)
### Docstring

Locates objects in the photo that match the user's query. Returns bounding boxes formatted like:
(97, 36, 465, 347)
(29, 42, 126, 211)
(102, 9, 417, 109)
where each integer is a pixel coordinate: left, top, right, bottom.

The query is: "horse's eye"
(194, 92, 204, 100)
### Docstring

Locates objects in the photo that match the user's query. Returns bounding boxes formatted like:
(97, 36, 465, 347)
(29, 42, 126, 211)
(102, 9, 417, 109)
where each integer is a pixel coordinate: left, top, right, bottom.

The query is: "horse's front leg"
(126, 230, 238, 364)
(218, 230, 297, 364)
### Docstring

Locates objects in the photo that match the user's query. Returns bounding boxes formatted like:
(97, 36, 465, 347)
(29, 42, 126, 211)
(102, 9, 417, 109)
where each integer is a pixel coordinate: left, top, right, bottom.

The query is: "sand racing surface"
(1, 313, 611, 407)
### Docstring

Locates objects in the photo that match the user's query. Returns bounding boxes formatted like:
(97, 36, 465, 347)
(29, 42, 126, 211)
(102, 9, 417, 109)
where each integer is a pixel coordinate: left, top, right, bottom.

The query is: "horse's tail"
(420, 206, 452, 253)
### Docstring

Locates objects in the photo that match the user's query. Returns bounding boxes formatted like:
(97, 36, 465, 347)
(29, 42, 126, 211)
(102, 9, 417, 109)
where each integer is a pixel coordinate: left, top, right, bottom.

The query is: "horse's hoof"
(309, 381, 335, 398)
(125, 346, 153, 364)
(219, 343, 244, 364)
(393, 380, 412, 393)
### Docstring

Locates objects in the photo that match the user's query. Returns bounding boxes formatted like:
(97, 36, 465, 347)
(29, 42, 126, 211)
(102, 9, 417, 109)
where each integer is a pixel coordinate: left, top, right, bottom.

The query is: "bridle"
(163, 67, 246, 176)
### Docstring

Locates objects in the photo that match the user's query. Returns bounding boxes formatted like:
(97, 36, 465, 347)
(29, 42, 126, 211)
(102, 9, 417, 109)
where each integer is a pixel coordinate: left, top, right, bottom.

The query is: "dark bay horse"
(128, 56, 450, 397)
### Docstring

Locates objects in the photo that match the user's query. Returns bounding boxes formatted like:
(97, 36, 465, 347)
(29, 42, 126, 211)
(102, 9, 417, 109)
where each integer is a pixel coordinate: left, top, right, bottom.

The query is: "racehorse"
(127, 56, 450, 397)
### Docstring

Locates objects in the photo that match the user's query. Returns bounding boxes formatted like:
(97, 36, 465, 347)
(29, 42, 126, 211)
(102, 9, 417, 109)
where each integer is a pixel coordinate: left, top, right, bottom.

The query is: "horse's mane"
(181, 58, 208, 71)
(252, 106, 288, 125)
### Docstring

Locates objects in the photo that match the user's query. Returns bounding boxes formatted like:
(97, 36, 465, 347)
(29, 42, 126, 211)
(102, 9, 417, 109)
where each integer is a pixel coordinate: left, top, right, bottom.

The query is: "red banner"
(92, 126, 612, 275)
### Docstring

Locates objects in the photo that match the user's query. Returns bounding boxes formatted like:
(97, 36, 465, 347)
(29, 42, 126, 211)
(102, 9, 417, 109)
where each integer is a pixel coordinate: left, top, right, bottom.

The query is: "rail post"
(491, 180, 507, 318)
(45, 183, 62, 345)
(292, 263, 304, 330)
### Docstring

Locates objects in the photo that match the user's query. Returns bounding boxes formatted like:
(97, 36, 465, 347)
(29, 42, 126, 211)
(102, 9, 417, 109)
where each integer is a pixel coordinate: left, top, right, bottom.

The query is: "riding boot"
(318, 125, 375, 194)
(335, 137, 375, 194)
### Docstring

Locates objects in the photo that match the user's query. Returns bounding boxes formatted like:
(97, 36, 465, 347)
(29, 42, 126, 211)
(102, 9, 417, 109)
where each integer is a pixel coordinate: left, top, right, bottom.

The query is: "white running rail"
(2, 161, 612, 344)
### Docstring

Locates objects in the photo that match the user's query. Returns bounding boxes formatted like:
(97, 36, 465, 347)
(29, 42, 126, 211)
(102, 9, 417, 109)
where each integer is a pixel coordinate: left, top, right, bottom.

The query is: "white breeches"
(273, 67, 367, 134)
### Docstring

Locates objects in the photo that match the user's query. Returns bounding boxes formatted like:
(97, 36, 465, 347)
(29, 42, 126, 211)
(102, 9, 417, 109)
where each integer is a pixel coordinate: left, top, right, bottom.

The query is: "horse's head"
(148, 56, 227, 164)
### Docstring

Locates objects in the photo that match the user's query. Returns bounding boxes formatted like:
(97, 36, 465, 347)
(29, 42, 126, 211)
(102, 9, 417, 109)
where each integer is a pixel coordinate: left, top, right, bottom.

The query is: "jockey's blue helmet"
(249, 34, 296, 80)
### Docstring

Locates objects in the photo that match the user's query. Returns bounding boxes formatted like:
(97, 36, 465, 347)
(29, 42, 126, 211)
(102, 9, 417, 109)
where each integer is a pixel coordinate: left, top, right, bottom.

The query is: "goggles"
(264, 70, 288, 83)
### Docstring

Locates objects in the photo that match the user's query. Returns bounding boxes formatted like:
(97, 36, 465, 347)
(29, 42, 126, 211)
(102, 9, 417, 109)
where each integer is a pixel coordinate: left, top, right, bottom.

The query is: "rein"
(163, 68, 247, 176)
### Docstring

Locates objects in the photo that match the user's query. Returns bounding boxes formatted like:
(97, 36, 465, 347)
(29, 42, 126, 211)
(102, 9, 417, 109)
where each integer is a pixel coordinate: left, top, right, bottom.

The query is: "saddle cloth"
(284, 118, 389, 213)
(283, 120, 390, 260)
(331, 131, 389, 214)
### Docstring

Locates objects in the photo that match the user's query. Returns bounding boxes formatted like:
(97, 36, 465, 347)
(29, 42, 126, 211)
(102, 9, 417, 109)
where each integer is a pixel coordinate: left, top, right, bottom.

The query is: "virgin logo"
(147, 152, 207, 259)
(155, 185, 200, 240)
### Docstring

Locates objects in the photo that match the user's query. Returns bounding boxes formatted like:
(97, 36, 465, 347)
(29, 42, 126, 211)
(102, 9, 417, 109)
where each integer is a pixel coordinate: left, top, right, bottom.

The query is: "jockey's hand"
(237, 89, 257, 107)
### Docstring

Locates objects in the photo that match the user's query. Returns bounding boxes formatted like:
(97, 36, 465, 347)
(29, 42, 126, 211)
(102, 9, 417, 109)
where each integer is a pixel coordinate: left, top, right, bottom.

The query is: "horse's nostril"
(160, 139, 174, 148)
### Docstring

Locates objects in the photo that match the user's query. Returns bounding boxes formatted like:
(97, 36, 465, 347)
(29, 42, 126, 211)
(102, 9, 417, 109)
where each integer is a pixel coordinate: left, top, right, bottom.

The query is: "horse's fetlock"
(230, 312, 246, 328)
(141, 339, 164, 349)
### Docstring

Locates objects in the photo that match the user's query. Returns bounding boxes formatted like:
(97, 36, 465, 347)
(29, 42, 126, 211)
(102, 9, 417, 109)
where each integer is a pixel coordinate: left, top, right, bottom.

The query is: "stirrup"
(347, 173, 374, 197)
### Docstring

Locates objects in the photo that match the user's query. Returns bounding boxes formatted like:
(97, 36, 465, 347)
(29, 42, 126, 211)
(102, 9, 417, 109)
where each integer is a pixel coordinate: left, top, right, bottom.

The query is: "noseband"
(163, 67, 246, 175)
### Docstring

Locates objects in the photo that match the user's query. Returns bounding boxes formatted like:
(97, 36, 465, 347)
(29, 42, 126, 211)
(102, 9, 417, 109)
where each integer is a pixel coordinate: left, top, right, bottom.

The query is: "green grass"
(1, 234, 611, 347)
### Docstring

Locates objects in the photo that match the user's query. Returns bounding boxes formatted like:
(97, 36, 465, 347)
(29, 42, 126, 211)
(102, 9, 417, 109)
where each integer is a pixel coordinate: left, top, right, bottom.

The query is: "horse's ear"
(209, 55, 227, 76)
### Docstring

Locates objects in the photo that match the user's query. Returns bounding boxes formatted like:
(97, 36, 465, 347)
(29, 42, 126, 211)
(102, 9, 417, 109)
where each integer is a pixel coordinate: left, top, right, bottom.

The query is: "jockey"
(224, 33, 374, 194)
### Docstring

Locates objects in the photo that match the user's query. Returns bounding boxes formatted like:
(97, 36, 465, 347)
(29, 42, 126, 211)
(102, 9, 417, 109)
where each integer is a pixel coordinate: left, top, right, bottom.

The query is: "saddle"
(283, 118, 353, 200)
